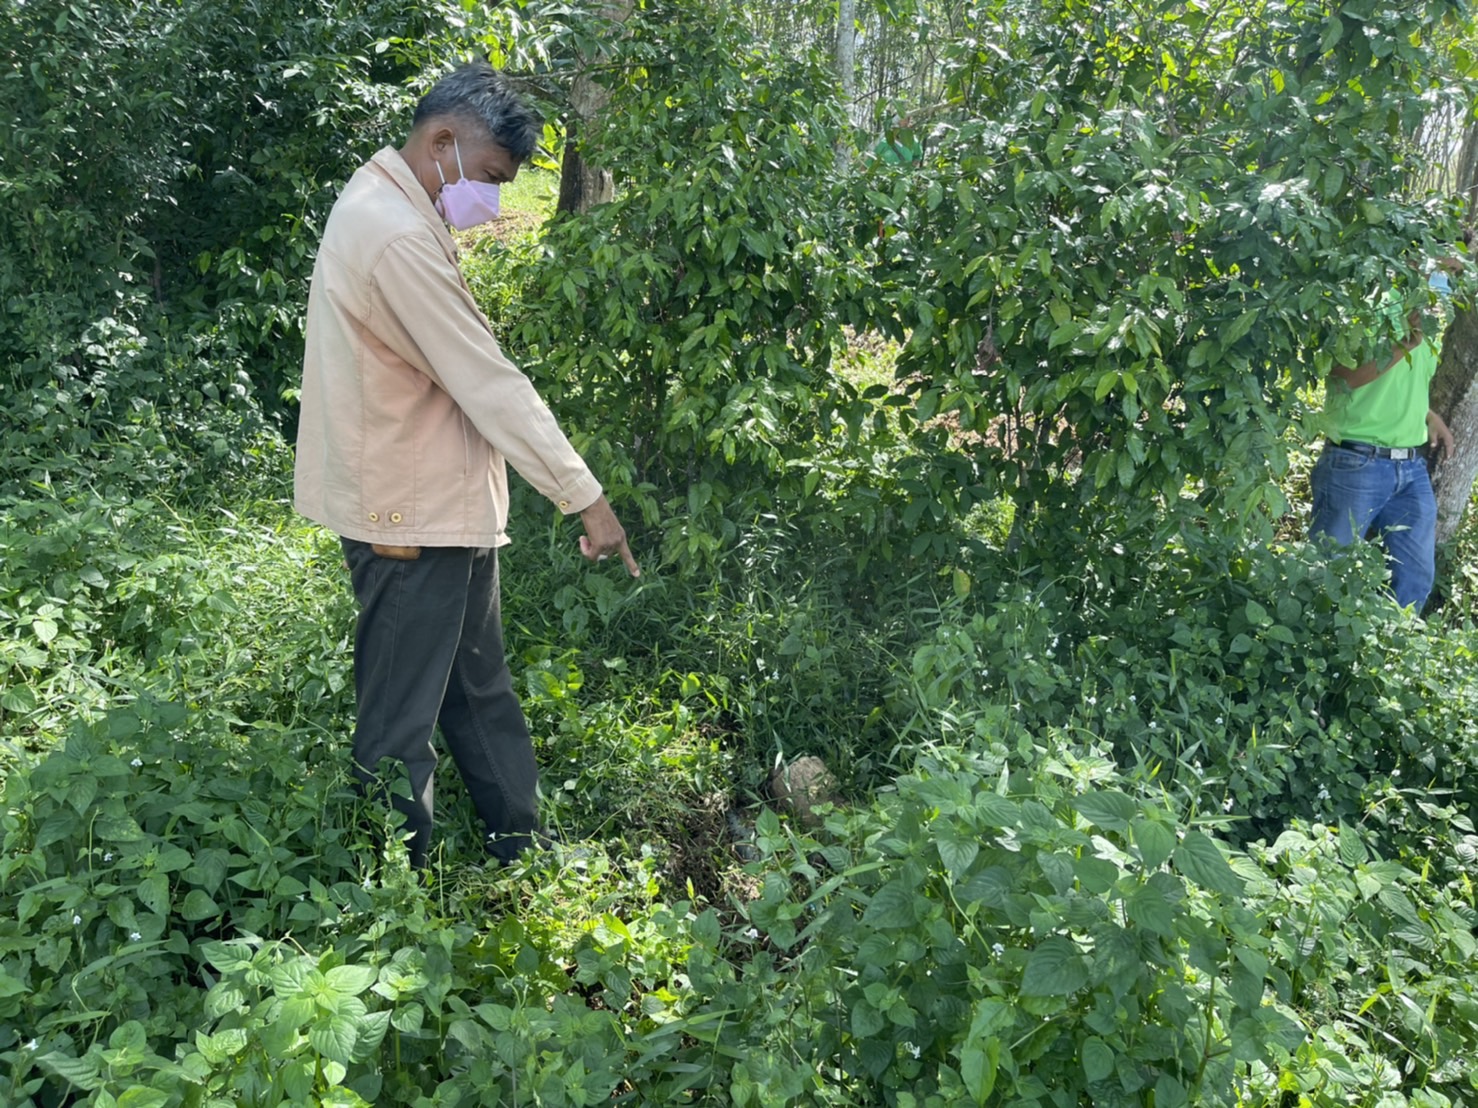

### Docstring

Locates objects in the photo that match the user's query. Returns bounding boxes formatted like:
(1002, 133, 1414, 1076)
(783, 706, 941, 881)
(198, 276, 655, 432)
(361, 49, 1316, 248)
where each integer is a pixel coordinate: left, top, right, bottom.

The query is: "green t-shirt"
(1324, 337, 1437, 448)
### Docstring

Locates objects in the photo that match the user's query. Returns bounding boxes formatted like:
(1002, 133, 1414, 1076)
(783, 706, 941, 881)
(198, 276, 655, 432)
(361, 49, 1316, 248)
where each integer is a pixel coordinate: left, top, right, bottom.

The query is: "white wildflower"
(745, 927, 759, 940)
(129, 931, 141, 941)
(72, 914, 82, 926)
(103, 852, 113, 862)
(1215, 716, 1224, 725)
(991, 942, 1005, 956)
(24, 1039, 37, 1051)
(1148, 721, 1159, 731)
(905, 1042, 921, 1059)
(130, 758, 143, 768)
(1086, 696, 1096, 706)
(1223, 797, 1234, 812)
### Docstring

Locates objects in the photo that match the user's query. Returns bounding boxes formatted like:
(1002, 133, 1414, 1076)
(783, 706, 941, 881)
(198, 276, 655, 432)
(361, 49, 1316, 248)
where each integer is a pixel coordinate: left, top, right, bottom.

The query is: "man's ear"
(425, 123, 458, 157)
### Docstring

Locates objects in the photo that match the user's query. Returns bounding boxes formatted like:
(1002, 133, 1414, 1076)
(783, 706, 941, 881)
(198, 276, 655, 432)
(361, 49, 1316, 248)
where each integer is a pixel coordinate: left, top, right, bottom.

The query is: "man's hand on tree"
(1427, 409, 1455, 463)
(578, 495, 641, 577)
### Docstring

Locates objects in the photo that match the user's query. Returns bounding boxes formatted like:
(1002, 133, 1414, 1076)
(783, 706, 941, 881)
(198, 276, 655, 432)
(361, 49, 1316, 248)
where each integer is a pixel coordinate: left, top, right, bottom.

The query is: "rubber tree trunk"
(556, 0, 633, 216)
(1431, 306, 1478, 543)
(834, 0, 857, 170)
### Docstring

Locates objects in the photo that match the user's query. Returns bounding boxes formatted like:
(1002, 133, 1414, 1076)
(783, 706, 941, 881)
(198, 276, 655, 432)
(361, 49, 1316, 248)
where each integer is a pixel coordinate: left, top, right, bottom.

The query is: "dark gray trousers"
(341, 539, 538, 867)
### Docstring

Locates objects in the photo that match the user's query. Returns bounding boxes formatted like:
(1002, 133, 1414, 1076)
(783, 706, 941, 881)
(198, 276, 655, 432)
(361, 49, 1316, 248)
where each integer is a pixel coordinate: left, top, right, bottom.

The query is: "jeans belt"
(1331, 439, 1424, 461)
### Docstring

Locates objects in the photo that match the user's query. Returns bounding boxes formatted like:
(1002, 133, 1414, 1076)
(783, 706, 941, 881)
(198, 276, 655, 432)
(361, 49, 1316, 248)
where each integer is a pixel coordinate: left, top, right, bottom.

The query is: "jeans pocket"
(1326, 448, 1374, 473)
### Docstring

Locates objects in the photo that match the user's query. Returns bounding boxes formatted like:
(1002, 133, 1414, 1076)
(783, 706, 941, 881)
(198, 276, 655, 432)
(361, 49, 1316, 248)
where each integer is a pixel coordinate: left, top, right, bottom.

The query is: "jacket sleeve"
(366, 230, 603, 515)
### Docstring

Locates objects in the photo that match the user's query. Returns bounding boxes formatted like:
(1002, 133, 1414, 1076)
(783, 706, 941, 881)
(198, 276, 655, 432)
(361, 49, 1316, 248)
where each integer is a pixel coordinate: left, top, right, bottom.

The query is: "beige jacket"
(294, 147, 601, 547)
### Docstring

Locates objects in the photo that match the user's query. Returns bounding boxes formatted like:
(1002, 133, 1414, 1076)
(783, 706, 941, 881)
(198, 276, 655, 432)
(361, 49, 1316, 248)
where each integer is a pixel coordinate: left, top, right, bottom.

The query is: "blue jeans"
(1309, 444, 1436, 610)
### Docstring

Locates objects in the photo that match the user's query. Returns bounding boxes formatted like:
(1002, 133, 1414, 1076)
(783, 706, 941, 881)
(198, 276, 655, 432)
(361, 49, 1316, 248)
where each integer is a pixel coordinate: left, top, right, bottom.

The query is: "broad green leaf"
(1221, 310, 1258, 345)
(116, 1089, 170, 1108)
(1074, 790, 1137, 832)
(325, 964, 378, 997)
(282, 1059, 315, 1103)
(137, 874, 169, 917)
(1, 684, 37, 713)
(1126, 881, 1175, 937)
(850, 1000, 886, 1038)
(1174, 831, 1244, 895)
(862, 879, 919, 930)
(937, 837, 979, 879)
(309, 1014, 359, 1064)
(181, 890, 220, 921)
(39, 1051, 103, 1091)
(1081, 1036, 1114, 1082)
(1337, 822, 1368, 866)
(960, 1037, 1000, 1103)
(1020, 936, 1088, 997)
(391, 1003, 424, 1033)
(973, 795, 1020, 827)
(1133, 818, 1175, 870)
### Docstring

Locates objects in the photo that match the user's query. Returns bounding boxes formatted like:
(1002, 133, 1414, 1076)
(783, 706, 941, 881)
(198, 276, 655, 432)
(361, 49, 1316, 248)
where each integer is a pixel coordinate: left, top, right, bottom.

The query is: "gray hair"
(412, 61, 542, 161)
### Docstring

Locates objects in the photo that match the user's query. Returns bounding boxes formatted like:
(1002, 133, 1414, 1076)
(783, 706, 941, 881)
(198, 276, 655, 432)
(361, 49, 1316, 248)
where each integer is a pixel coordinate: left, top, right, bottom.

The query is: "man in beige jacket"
(295, 62, 638, 868)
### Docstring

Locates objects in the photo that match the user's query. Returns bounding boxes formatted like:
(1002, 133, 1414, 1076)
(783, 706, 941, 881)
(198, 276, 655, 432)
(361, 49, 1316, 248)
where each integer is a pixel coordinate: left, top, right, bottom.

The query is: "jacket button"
(368, 512, 379, 522)
(558, 500, 570, 509)
(390, 512, 403, 524)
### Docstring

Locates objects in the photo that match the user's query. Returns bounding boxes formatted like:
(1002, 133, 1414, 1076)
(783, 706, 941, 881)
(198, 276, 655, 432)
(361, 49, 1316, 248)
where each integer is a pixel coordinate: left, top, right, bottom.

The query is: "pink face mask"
(434, 139, 500, 229)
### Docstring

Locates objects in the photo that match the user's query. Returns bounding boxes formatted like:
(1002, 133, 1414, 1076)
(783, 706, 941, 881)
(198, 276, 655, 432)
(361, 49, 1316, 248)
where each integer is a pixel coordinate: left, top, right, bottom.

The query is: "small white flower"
(1316, 787, 1331, 801)
(24, 1039, 37, 1051)
(1086, 696, 1096, 706)
(904, 1041, 921, 1059)
(1392, 769, 1401, 778)
(1129, 694, 1137, 703)
(991, 942, 1005, 956)
(129, 931, 141, 941)
(103, 852, 113, 862)
(1223, 797, 1234, 812)
(1148, 721, 1159, 731)
(362, 876, 373, 890)
(1215, 716, 1224, 725)
(745, 927, 759, 939)
(130, 758, 143, 768)
(72, 914, 82, 926)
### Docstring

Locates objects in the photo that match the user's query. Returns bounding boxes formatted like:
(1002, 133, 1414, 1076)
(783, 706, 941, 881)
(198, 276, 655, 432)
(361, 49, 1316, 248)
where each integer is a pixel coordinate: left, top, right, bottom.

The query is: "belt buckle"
(1391, 447, 1415, 461)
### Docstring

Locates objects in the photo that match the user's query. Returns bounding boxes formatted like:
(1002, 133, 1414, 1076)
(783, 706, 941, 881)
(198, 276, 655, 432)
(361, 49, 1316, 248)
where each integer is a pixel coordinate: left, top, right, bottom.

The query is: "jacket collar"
(369, 146, 459, 262)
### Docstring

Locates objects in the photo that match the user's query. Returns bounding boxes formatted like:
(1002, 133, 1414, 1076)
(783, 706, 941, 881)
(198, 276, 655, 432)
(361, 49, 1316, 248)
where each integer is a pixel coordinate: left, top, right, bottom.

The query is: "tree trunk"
(834, 0, 857, 170)
(555, 0, 632, 216)
(834, 0, 857, 101)
(556, 109, 614, 215)
(1429, 119, 1478, 543)
(1431, 305, 1478, 543)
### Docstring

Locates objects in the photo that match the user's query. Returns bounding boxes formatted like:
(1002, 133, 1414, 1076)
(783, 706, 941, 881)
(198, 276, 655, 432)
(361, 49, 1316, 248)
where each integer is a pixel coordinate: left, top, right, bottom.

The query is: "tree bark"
(1431, 306, 1478, 543)
(556, 105, 614, 215)
(834, 0, 857, 170)
(1429, 119, 1478, 543)
(555, 0, 633, 216)
(834, 0, 857, 100)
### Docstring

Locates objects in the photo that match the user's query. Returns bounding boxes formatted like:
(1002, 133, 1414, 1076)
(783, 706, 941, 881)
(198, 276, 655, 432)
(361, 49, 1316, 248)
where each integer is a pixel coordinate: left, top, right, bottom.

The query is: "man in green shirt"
(1310, 278, 1456, 610)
